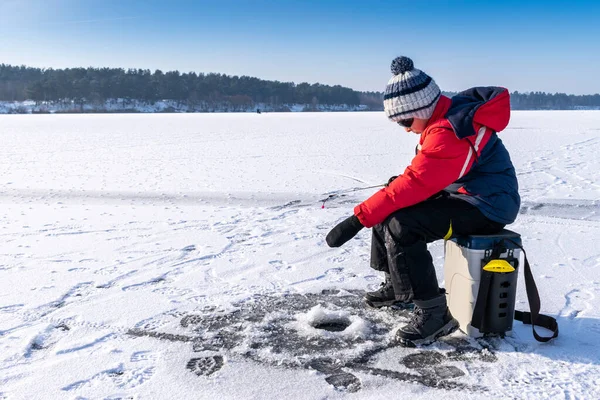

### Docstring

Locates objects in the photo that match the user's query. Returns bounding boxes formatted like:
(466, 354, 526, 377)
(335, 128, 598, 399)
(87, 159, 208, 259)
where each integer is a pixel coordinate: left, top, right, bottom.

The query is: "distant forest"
(1, 64, 599, 111)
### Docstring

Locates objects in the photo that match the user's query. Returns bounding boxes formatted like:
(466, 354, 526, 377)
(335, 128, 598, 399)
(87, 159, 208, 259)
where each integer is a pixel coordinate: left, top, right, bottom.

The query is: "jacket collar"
(425, 95, 451, 130)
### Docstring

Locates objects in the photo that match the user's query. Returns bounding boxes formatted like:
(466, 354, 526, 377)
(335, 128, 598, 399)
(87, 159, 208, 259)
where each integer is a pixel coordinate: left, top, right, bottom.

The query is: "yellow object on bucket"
(443, 223, 453, 240)
(482, 259, 515, 273)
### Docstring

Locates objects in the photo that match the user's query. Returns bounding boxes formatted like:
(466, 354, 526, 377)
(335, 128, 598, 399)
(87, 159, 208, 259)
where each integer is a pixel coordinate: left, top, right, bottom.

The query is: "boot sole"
(364, 298, 414, 310)
(397, 318, 459, 348)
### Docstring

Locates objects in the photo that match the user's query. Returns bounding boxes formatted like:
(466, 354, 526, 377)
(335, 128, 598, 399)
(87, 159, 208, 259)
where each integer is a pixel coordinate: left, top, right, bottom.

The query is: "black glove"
(386, 176, 398, 187)
(326, 215, 364, 248)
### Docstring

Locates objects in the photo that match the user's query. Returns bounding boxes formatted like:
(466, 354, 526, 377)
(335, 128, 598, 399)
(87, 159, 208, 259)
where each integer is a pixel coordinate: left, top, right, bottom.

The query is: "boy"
(326, 56, 519, 347)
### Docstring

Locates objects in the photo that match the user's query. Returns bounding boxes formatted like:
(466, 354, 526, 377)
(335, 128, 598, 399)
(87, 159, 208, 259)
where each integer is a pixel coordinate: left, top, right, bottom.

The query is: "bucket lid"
(451, 229, 521, 249)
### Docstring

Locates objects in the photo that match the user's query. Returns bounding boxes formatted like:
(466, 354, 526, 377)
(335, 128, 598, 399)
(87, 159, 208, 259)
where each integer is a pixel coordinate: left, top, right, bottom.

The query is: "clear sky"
(1, 0, 599, 94)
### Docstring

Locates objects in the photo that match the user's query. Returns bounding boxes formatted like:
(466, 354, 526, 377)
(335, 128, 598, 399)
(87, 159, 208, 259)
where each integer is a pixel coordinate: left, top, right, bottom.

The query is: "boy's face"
(403, 118, 428, 134)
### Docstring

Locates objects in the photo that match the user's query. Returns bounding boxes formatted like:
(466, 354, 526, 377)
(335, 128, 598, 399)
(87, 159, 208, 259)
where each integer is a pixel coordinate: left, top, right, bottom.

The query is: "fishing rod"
(320, 183, 385, 208)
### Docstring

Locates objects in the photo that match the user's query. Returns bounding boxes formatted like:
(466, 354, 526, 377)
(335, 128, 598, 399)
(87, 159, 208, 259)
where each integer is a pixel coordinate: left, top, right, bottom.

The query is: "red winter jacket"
(354, 87, 518, 228)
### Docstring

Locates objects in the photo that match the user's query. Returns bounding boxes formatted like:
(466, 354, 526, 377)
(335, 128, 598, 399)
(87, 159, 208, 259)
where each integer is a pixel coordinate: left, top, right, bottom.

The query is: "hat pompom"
(390, 56, 414, 75)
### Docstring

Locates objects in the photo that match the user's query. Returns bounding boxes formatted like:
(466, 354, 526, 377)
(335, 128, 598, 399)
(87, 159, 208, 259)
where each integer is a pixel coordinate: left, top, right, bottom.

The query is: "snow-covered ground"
(0, 99, 369, 114)
(0, 111, 599, 399)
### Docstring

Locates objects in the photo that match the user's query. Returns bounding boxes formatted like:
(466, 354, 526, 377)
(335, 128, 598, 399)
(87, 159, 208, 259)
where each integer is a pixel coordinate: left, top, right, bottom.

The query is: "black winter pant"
(371, 196, 505, 302)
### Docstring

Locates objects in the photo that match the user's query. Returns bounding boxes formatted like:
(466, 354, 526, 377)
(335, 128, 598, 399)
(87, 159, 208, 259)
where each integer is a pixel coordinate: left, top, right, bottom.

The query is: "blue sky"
(1, 0, 599, 94)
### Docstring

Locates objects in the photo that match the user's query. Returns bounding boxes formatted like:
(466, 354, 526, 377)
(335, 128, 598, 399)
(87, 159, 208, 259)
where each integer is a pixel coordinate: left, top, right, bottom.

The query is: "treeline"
(441, 90, 600, 110)
(510, 91, 600, 110)
(1, 64, 599, 110)
(0, 64, 380, 110)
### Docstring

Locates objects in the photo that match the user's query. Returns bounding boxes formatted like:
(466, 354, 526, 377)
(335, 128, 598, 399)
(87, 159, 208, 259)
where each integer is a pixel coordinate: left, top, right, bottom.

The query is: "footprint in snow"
(561, 288, 594, 320)
(112, 366, 157, 389)
(24, 323, 70, 357)
(130, 350, 158, 363)
(325, 372, 361, 393)
(186, 355, 224, 377)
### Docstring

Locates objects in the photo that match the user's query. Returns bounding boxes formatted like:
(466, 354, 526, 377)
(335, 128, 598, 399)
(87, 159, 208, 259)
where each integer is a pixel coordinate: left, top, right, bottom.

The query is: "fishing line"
(320, 183, 385, 208)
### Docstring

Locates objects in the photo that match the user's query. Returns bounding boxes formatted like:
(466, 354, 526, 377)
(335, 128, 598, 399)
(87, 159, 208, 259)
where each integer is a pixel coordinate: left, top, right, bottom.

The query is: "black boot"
(395, 294, 458, 347)
(364, 274, 412, 309)
(364, 273, 395, 307)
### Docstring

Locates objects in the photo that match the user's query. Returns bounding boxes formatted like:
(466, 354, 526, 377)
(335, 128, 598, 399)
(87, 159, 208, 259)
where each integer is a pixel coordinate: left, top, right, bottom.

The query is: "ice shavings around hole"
(288, 304, 370, 339)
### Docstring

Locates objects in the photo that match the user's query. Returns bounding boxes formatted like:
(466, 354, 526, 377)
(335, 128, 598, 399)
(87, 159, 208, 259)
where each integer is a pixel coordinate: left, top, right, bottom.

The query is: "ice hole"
(312, 318, 351, 332)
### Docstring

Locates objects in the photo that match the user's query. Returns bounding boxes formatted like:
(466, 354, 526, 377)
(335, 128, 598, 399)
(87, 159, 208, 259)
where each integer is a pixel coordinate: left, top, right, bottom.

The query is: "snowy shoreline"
(0, 99, 371, 114)
(2, 99, 598, 114)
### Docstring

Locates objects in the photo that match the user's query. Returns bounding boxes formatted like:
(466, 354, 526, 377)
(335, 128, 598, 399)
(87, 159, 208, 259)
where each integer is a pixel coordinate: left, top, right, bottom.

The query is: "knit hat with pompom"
(384, 56, 441, 121)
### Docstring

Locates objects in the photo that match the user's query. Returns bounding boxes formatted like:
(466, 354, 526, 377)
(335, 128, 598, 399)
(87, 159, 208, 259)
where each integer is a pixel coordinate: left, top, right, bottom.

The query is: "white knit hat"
(384, 56, 441, 121)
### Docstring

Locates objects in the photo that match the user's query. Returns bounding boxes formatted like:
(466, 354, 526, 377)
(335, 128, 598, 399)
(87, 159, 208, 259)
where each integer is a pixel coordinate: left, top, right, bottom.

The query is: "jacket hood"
(445, 87, 510, 139)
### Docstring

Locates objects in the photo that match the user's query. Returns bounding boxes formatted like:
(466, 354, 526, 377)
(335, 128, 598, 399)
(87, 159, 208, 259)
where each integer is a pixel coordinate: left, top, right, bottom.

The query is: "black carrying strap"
(471, 239, 559, 342)
(471, 269, 493, 333)
(510, 239, 559, 342)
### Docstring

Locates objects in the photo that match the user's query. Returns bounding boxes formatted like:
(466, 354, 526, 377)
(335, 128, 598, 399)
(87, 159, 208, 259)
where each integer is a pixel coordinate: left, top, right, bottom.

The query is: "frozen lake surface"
(1, 111, 599, 399)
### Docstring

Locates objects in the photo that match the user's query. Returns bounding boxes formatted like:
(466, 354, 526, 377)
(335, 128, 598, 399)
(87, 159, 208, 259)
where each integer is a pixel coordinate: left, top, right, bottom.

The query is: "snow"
(0, 111, 599, 399)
